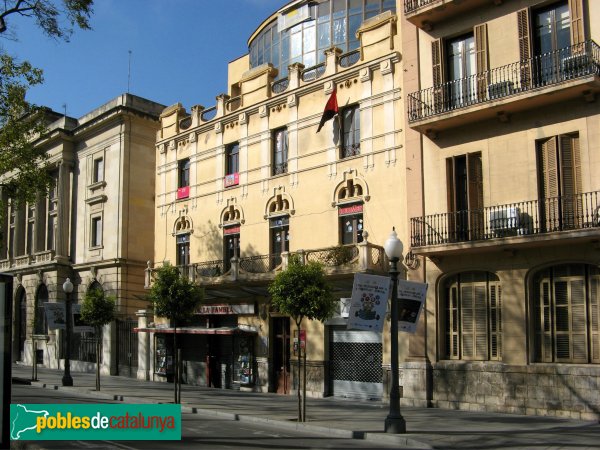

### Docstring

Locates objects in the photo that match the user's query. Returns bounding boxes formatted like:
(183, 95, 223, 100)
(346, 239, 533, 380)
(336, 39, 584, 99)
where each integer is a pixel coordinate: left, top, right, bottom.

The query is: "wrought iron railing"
(239, 254, 282, 273)
(179, 116, 192, 130)
(404, 0, 439, 14)
(201, 106, 217, 122)
(305, 245, 359, 268)
(339, 49, 361, 68)
(272, 162, 288, 176)
(408, 40, 600, 122)
(341, 144, 360, 158)
(272, 78, 289, 94)
(226, 96, 242, 113)
(196, 259, 225, 277)
(302, 63, 326, 82)
(410, 191, 600, 247)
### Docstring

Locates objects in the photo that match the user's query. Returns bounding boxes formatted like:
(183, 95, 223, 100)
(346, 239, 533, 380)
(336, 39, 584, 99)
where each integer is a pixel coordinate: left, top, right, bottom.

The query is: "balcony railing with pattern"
(404, 0, 438, 14)
(410, 190, 600, 248)
(408, 40, 600, 122)
(239, 254, 282, 273)
(339, 49, 361, 68)
(305, 245, 359, 268)
(301, 63, 326, 82)
(196, 260, 225, 278)
(272, 78, 289, 94)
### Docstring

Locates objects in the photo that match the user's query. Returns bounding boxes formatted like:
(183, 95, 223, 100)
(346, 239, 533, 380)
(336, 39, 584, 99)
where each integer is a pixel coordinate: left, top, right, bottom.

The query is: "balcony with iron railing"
(404, 0, 495, 29)
(145, 241, 386, 289)
(408, 41, 600, 133)
(410, 191, 600, 254)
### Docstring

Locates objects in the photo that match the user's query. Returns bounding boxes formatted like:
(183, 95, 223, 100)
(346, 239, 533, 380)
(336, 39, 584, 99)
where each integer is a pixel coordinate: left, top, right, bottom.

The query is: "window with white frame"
(91, 215, 102, 247)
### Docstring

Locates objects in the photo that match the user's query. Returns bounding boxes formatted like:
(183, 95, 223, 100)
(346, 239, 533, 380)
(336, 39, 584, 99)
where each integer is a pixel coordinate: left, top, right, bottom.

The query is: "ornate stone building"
(3, 94, 164, 377)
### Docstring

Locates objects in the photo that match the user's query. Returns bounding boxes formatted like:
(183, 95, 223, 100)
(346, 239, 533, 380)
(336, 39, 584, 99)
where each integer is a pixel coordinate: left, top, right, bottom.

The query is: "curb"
(17, 380, 434, 449)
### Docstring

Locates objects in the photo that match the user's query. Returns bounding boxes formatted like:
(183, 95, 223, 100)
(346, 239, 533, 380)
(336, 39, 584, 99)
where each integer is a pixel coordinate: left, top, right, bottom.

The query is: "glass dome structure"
(249, 0, 396, 79)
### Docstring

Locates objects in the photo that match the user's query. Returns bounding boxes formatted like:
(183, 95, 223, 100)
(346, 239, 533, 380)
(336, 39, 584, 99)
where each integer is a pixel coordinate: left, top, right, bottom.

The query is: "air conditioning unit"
(488, 81, 514, 100)
(489, 207, 520, 236)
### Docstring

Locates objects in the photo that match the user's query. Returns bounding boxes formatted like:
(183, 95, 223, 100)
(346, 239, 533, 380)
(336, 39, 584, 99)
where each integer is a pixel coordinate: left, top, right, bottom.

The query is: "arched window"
(533, 264, 600, 364)
(443, 272, 502, 361)
(34, 285, 49, 335)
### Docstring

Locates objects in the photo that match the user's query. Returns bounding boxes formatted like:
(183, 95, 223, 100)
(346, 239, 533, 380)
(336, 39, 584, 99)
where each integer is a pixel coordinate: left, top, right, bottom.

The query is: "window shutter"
(446, 158, 457, 242)
(447, 284, 460, 359)
(489, 282, 502, 360)
(474, 24, 489, 100)
(432, 39, 445, 112)
(569, 278, 587, 362)
(517, 8, 531, 90)
(590, 268, 600, 363)
(538, 137, 559, 231)
(461, 283, 474, 359)
(474, 284, 488, 360)
(467, 153, 484, 240)
(569, 0, 585, 48)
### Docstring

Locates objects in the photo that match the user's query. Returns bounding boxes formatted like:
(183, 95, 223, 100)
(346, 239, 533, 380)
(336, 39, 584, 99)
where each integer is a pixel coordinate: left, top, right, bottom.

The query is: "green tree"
(0, 1, 94, 41)
(148, 263, 204, 404)
(268, 256, 336, 422)
(0, 0, 95, 221)
(80, 287, 115, 391)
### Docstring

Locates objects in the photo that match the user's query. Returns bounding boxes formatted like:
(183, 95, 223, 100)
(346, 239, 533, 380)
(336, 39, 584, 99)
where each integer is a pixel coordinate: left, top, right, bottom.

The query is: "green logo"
(10, 404, 181, 440)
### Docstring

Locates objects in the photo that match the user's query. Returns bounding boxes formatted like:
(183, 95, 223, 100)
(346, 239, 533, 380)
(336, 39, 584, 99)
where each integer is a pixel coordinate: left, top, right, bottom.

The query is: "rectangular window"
(272, 128, 288, 176)
(93, 157, 104, 183)
(177, 158, 190, 199)
(223, 228, 240, 272)
(446, 153, 483, 242)
(176, 234, 190, 267)
(339, 204, 363, 245)
(270, 217, 289, 269)
(226, 142, 239, 176)
(341, 105, 360, 159)
(91, 216, 102, 247)
(26, 203, 35, 255)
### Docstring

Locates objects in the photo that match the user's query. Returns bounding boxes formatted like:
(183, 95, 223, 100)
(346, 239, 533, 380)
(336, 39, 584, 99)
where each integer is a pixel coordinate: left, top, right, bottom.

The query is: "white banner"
(44, 303, 94, 333)
(347, 273, 390, 332)
(397, 280, 428, 334)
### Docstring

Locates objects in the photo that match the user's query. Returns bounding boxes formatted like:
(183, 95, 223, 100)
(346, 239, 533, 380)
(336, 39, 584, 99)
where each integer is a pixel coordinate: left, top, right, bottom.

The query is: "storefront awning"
(134, 326, 257, 335)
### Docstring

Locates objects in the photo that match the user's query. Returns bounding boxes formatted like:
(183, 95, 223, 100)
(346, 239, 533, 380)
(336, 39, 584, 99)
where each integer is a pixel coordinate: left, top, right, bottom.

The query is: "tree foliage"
(148, 263, 204, 326)
(268, 257, 336, 324)
(80, 286, 115, 391)
(80, 287, 115, 329)
(0, 53, 52, 208)
(0, 0, 94, 41)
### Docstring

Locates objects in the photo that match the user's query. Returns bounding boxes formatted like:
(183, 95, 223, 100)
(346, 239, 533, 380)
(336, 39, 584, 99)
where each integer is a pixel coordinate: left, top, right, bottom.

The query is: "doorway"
(271, 317, 290, 394)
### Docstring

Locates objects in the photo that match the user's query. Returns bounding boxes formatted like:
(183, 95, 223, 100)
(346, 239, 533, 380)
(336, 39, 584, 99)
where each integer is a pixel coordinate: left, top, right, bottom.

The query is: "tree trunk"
(95, 326, 101, 391)
(173, 323, 178, 404)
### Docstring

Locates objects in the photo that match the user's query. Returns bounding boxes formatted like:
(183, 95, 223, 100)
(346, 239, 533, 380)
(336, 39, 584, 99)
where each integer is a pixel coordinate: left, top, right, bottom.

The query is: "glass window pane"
(318, 21, 331, 49)
(366, 0, 379, 12)
(303, 24, 316, 52)
(333, 17, 346, 45)
(303, 51, 316, 68)
(318, 0, 330, 22)
(348, 14, 362, 43)
(291, 32, 302, 58)
(333, 0, 345, 18)
(349, 0, 361, 15)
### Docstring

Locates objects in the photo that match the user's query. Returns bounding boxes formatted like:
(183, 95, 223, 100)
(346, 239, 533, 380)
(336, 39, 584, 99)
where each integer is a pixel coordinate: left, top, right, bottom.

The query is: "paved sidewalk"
(10, 364, 600, 449)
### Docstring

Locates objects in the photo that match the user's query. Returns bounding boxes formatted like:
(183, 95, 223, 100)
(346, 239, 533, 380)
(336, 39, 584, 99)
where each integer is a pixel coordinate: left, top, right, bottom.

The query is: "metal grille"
(331, 342, 383, 383)
(117, 319, 138, 377)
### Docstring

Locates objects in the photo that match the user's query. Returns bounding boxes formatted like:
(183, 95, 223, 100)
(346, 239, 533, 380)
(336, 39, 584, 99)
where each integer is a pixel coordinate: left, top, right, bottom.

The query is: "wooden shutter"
(446, 158, 457, 242)
(467, 153, 484, 240)
(538, 137, 559, 231)
(569, 0, 585, 50)
(474, 283, 488, 360)
(447, 284, 460, 359)
(559, 134, 583, 228)
(432, 39, 445, 112)
(475, 24, 489, 100)
(461, 282, 475, 359)
(569, 278, 587, 362)
(590, 268, 600, 363)
(489, 282, 502, 360)
(517, 8, 531, 90)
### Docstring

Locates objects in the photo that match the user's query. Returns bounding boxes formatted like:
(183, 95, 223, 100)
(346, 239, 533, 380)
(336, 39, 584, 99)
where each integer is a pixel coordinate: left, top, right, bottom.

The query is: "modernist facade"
(403, 0, 600, 419)
(141, 0, 407, 399)
(3, 94, 165, 377)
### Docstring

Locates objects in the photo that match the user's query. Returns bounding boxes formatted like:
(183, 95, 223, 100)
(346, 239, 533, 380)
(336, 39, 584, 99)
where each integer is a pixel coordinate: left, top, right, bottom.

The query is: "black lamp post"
(62, 278, 73, 387)
(383, 228, 406, 434)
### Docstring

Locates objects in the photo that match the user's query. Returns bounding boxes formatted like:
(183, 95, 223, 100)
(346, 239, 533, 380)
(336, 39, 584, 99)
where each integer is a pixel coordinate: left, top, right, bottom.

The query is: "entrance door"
(116, 318, 138, 377)
(329, 326, 383, 400)
(271, 317, 290, 394)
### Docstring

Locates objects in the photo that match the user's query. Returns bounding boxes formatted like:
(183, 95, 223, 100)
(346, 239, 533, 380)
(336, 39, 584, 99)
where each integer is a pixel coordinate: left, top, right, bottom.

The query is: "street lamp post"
(383, 227, 406, 434)
(62, 278, 73, 387)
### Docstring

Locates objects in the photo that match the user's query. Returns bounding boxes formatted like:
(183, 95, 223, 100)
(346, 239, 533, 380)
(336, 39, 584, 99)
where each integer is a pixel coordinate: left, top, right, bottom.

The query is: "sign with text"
(397, 280, 428, 334)
(44, 303, 94, 333)
(197, 304, 255, 315)
(347, 273, 390, 332)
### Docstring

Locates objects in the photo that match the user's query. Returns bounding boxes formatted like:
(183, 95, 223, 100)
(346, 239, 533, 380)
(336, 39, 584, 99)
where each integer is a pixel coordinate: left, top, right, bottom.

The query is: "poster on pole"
(397, 280, 428, 334)
(347, 273, 390, 332)
(44, 302, 66, 330)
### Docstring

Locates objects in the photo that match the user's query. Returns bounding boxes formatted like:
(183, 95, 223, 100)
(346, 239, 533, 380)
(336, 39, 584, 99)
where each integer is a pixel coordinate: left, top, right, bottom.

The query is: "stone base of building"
(398, 360, 600, 421)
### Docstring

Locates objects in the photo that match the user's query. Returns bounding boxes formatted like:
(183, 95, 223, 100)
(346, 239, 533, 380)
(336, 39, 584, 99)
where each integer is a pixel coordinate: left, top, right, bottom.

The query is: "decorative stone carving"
(360, 67, 372, 83)
(215, 122, 223, 134)
(380, 59, 393, 76)
(259, 105, 269, 118)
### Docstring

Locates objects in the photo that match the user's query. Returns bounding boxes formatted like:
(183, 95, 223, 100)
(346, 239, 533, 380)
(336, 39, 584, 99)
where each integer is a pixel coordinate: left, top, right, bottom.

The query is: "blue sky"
(0, 0, 284, 117)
